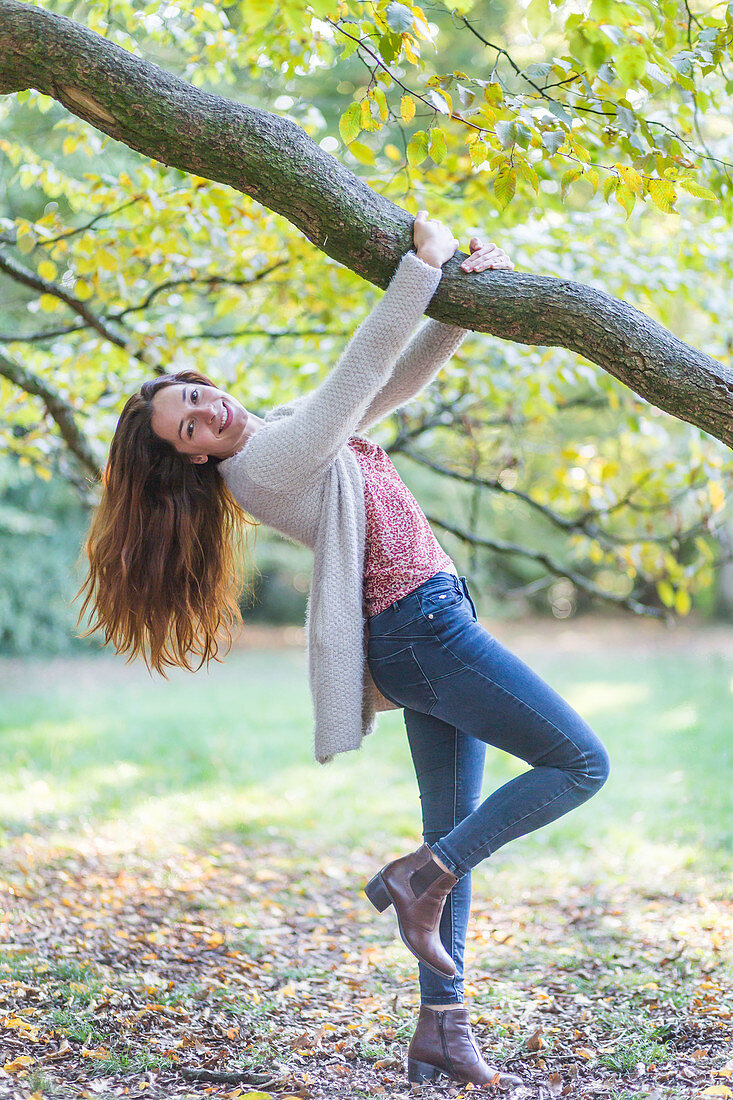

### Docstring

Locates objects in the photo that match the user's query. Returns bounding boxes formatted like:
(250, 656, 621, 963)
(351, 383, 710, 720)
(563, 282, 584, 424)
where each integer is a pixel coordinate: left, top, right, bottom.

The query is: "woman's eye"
(187, 421, 194, 439)
(191, 389, 199, 403)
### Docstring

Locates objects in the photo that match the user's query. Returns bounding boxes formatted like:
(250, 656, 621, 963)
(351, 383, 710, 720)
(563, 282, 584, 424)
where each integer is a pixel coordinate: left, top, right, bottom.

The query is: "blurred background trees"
(1, 0, 732, 653)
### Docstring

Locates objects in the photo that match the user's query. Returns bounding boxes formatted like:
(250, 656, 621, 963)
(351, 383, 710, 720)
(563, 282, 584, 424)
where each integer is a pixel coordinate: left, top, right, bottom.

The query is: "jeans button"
(428, 613, 434, 619)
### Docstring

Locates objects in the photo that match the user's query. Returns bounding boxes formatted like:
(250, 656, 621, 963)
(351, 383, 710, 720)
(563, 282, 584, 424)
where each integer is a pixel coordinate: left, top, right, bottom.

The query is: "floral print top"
(348, 435, 457, 618)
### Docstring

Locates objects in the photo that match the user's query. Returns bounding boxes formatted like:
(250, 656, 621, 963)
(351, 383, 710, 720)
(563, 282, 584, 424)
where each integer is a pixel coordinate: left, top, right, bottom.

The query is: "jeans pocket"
(368, 644, 438, 714)
(418, 586, 463, 621)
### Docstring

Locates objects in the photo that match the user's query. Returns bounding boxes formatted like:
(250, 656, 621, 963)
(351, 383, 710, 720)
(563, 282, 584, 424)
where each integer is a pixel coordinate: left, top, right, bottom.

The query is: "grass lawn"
(1, 620, 731, 1099)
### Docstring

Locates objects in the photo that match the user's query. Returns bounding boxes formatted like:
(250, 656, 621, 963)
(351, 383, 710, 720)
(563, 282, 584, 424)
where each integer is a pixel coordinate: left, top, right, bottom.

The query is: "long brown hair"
(77, 369, 258, 674)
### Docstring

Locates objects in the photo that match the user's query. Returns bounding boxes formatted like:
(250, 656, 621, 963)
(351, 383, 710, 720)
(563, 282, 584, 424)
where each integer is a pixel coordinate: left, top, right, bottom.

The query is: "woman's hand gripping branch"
(412, 209, 514, 273)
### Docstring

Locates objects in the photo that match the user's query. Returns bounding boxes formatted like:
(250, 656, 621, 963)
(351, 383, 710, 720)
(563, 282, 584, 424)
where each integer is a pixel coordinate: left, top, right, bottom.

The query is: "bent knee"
(584, 739, 610, 792)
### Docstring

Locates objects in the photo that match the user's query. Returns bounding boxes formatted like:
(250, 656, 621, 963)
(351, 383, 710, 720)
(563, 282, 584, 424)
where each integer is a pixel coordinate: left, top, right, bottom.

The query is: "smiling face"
(150, 381, 250, 463)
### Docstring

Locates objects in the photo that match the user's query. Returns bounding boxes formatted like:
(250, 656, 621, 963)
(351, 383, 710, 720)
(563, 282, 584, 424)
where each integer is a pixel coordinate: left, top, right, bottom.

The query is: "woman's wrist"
(415, 247, 445, 268)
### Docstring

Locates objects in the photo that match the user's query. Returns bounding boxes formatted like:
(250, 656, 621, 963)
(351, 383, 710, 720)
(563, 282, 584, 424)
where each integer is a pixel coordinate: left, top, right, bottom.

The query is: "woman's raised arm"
(234, 246, 446, 492)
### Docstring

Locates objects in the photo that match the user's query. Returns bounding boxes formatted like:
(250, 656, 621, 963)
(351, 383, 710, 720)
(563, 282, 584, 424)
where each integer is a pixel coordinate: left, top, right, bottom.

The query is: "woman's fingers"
(461, 243, 514, 271)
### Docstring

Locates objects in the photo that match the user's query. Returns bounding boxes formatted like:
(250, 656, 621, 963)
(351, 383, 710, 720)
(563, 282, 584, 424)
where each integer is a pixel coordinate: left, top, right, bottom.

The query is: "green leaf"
(541, 130, 565, 156)
(516, 157, 540, 192)
(338, 103, 361, 145)
(561, 167, 581, 200)
(678, 178, 718, 201)
(615, 183, 636, 218)
(615, 44, 647, 87)
(469, 139, 489, 166)
(547, 99, 573, 127)
(602, 174, 618, 201)
(406, 130, 429, 166)
(615, 105, 637, 132)
(384, 1, 413, 32)
(493, 167, 516, 209)
(495, 120, 516, 148)
(429, 128, 447, 164)
(525, 0, 550, 36)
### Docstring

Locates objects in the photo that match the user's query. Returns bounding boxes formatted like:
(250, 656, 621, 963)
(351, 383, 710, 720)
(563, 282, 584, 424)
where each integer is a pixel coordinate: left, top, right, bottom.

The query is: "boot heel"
(364, 872, 392, 913)
(408, 1058, 443, 1083)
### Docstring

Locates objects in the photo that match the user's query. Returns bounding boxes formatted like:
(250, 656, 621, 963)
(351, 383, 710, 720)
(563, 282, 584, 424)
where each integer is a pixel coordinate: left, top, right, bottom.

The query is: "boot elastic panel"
(409, 855, 447, 896)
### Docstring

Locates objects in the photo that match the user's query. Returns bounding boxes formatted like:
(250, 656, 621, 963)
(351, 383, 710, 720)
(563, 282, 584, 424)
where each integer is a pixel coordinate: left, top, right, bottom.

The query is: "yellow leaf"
(372, 88, 388, 121)
(402, 33, 419, 64)
(575, 1047, 596, 1060)
(348, 140, 375, 165)
(648, 178, 676, 213)
(675, 588, 691, 616)
(589, 542, 604, 564)
(709, 481, 725, 513)
(401, 94, 416, 124)
(98, 250, 117, 272)
(74, 279, 93, 301)
(617, 164, 643, 195)
(3, 1055, 34, 1072)
(37, 259, 57, 281)
(39, 293, 58, 312)
(700, 1088, 733, 1098)
(657, 579, 674, 607)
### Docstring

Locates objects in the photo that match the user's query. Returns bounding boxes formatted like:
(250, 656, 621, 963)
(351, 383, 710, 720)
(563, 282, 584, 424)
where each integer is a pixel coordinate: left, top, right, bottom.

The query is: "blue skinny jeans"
(366, 571, 610, 1005)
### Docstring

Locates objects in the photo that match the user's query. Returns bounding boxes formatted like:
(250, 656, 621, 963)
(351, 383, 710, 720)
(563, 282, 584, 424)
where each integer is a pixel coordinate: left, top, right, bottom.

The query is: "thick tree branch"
(0, 350, 101, 476)
(1, 0, 732, 448)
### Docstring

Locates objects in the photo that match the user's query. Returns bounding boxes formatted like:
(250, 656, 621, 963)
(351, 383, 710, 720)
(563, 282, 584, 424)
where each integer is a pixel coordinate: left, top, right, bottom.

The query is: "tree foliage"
(0, 0, 732, 619)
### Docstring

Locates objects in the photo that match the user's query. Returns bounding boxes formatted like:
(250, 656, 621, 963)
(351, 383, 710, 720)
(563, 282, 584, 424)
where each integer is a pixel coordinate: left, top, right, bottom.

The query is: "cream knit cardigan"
(218, 250, 468, 764)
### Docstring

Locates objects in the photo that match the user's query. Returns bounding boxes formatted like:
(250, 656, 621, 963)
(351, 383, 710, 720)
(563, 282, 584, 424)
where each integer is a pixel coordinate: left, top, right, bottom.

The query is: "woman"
(80, 211, 609, 1087)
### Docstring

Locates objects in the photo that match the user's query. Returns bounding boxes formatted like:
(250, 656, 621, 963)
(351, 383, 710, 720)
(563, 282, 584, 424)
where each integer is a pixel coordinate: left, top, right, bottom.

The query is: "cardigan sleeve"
(356, 317, 469, 433)
(231, 250, 443, 492)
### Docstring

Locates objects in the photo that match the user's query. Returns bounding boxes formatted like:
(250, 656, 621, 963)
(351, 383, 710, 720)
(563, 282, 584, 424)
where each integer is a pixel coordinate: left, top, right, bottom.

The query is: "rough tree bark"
(1, 0, 732, 448)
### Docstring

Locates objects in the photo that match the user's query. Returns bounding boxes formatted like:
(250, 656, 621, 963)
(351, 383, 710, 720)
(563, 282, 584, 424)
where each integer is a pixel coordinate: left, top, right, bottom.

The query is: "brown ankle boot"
(407, 1005, 522, 1087)
(364, 842, 457, 977)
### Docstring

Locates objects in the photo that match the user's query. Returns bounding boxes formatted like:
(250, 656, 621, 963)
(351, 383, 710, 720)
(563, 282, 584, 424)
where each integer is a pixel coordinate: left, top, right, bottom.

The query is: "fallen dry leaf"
(526, 1025, 545, 1051)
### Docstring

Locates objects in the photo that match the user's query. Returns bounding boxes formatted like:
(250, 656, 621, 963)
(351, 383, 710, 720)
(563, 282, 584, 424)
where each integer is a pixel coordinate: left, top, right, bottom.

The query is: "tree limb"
(0, 249, 138, 355)
(427, 513, 667, 618)
(0, 349, 102, 476)
(397, 445, 709, 548)
(0, 0, 732, 448)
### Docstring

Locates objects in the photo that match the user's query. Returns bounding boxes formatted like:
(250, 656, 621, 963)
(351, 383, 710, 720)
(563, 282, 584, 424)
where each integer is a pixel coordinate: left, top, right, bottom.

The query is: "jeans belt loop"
(459, 575, 477, 620)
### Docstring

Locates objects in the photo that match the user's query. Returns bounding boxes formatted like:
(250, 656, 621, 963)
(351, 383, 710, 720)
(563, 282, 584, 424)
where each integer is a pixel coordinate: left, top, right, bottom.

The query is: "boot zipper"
(438, 1012, 458, 1077)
